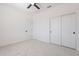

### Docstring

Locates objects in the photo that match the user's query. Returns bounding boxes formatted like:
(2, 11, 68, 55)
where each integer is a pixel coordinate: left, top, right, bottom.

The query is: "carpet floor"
(0, 39, 79, 56)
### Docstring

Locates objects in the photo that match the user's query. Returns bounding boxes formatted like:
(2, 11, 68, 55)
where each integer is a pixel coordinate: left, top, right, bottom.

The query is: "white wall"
(0, 4, 32, 46)
(32, 3, 79, 51)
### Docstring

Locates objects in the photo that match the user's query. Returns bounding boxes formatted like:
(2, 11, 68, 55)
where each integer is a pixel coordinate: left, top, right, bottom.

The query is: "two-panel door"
(50, 13, 76, 49)
(50, 16, 61, 45)
(62, 13, 76, 49)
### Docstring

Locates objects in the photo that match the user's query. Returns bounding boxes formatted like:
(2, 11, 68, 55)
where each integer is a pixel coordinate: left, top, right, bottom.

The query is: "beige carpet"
(0, 39, 79, 56)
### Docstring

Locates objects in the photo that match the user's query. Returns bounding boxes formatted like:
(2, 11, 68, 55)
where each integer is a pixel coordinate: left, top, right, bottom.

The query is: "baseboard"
(0, 39, 31, 48)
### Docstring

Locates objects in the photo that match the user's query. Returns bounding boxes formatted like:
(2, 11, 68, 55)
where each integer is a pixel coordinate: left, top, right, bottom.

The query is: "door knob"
(73, 32, 75, 34)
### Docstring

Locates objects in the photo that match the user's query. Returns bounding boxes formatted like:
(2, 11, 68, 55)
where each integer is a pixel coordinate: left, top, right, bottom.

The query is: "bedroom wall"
(0, 4, 32, 46)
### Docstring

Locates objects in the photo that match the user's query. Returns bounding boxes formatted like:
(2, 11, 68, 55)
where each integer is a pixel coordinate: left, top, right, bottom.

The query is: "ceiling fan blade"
(27, 4, 32, 8)
(34, 3, 40, 9)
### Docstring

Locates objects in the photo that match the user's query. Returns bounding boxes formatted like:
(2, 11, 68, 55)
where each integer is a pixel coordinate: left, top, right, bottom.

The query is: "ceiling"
(10, 3, 62, 12)
(0, 3, 62, 13)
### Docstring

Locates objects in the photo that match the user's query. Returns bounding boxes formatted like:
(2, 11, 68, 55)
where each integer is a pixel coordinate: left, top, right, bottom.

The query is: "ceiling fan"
(27, 3, 40, 9)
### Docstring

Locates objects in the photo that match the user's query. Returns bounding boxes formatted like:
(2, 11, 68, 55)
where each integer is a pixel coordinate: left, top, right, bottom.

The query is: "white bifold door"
(50, 13, 76, 49)
(33, 13, 76, 49)
(62, 13, 76, 49)
(50, 16, 61, 45)
(33, 15, 49, 43)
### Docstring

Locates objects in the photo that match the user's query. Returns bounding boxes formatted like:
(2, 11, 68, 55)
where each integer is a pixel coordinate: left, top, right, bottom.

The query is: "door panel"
(38, 17, 49, 43)
(51, 17, 61, 45)
(33, 15, 49, 43)
(62, 13, 76, 49)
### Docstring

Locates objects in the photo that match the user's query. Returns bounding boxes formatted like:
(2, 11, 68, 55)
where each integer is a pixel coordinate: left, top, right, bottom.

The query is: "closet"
(62, 13, 76, 49)
(50, 13, 77, 49)
(33, 14, 49, 43)
(33, 12, 77, 49)
(50, 16, 61, 45)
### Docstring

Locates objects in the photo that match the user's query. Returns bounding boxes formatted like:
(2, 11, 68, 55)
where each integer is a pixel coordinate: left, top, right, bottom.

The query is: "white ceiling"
(0, 3, 62, 13)
(39, 3, 61, 8)
(10, 3, 62, 12)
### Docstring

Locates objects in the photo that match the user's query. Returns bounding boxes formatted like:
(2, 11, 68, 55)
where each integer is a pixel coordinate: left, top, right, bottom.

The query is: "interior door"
(50, 16, 61, 45)
(33, 14, 49, 43)
(62, 13, 76, 49)
(39, 17, 49, 43)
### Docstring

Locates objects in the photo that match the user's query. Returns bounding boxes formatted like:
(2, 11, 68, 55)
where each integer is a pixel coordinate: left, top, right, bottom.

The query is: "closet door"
(33, 15, 49, 43)
(38, 17, 49, 43)
(50, 17, 61, 45)
(62, 13, 76, 49)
